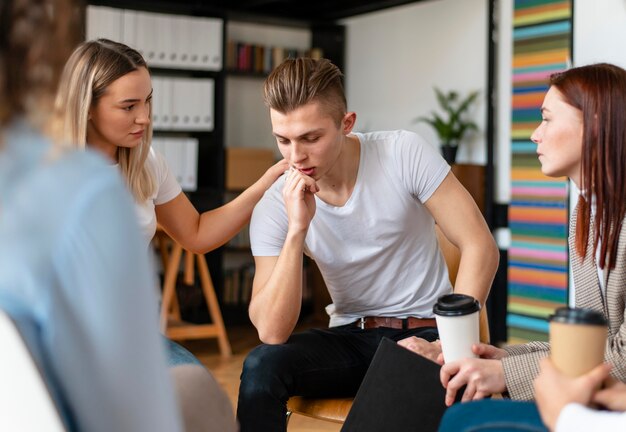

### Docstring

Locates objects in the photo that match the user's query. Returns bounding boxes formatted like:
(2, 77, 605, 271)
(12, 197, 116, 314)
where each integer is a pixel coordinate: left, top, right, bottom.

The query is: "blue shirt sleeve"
(51, 167, 182, 432)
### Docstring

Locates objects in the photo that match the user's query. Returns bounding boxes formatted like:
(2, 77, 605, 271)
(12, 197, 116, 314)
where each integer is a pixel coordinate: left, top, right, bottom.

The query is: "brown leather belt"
(353, 316, 437, 330)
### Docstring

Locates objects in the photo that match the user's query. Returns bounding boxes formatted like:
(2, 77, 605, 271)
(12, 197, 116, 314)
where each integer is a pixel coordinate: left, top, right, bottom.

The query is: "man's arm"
(398, 171, 498, 362)
(248, 168, 318, 344)
(424, 172, 499, 307)
(249, 246, 305, 344)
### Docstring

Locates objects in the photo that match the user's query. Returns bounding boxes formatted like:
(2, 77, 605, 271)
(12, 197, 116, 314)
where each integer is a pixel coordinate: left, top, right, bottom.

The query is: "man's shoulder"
(264, 174, 287, 200)
(359, 130, 431, 158)
(358, 130, 433, 162)
(359, 129, 423, 144)
(253, 174, 287, 217)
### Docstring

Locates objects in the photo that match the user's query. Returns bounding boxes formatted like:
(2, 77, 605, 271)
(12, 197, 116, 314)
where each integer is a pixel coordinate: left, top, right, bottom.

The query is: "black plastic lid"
(433, 294, 481, 317)
(549, 307, 607, 326)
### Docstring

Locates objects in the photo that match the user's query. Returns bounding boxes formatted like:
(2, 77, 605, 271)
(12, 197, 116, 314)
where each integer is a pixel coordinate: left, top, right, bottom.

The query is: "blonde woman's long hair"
(54, 38, 155, 202)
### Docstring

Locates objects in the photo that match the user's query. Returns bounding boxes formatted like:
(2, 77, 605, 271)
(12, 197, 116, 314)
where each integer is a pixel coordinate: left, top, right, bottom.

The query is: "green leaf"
(415, 87, 480, 147)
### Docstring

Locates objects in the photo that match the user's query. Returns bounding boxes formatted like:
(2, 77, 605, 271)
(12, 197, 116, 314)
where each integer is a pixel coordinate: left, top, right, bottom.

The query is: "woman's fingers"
(461, 381, 476, 403)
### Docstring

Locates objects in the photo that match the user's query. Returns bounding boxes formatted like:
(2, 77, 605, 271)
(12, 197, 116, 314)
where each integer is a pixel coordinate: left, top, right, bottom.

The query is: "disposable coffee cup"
(549, 307, 607, 377)
(433, 294, 481, 364)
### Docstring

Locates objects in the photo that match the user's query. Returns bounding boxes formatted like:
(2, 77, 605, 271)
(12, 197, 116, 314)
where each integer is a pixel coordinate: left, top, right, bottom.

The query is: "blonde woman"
(55, 39, 285, 369)
(53, 38, 273, 431)
(55, 38, 287, 254)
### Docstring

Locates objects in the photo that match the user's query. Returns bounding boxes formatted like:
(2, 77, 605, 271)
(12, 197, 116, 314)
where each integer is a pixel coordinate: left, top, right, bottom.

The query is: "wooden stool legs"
(158, 236, 232, 359)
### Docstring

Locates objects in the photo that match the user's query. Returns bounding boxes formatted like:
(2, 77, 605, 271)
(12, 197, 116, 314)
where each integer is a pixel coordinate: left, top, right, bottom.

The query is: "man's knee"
(240, 343, 293, 396)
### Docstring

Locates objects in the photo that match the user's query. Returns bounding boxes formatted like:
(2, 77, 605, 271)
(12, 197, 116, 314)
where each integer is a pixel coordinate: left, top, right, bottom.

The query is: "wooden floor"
(182, 322, 341, 432)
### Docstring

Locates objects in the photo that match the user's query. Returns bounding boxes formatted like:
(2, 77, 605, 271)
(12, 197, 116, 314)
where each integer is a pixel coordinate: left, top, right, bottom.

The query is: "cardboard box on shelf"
(226, 147, 276, 191)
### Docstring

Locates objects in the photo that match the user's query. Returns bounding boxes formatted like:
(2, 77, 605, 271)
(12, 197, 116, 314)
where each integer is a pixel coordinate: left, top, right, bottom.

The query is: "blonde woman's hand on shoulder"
(259, 158, 289, 189)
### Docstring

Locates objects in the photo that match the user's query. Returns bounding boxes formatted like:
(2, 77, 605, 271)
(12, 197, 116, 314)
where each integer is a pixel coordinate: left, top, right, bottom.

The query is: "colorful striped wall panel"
(508, 0, 571, 343)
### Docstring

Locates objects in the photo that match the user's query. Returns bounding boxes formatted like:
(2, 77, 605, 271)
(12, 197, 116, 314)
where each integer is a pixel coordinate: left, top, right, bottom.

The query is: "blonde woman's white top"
(135, 148, 182, 248)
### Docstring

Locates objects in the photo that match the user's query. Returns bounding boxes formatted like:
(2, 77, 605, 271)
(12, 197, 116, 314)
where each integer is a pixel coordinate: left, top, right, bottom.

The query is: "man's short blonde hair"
(264, 58, 346, 127)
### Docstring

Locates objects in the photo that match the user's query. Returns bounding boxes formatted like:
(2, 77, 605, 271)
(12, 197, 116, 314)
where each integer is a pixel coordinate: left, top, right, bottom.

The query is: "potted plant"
(414, 87, 479, 164)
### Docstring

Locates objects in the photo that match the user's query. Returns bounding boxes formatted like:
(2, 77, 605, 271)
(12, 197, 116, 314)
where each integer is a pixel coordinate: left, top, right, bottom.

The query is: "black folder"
(342, 337, 456, 432)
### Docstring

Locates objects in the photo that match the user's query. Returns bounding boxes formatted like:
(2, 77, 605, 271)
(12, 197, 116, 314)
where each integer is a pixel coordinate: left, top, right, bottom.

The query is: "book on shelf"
(226, 223, 250, 249)
(225, 40, 324, 74)
(222, 263, 254, 306)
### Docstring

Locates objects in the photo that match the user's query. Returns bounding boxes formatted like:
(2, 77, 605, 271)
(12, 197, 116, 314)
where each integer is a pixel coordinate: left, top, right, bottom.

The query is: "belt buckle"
(359, 317, 366, 329)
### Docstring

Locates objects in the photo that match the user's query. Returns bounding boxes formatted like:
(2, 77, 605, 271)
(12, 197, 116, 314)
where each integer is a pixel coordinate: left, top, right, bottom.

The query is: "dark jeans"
(236, 324, 438, 432)
(438, 400, 548, 432)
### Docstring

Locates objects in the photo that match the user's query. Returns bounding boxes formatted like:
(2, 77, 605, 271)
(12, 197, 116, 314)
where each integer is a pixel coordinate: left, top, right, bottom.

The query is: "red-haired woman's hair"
(550, 63, 626, 269)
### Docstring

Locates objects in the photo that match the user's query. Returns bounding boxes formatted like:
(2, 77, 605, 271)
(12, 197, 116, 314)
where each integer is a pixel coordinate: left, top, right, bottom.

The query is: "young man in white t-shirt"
(236, 57, 499, 432)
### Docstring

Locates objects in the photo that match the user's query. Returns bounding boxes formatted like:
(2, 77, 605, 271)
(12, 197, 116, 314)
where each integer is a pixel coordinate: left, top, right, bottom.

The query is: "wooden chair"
(154, 227, 232, 358)
(286, 225, 490, 425)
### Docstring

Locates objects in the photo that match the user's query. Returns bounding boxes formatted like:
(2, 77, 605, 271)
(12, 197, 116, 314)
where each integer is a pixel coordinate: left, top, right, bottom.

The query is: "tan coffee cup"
(549, 307, 607, 377)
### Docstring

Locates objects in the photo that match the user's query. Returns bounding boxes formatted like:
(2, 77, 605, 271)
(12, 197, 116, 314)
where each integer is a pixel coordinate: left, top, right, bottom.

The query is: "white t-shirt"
(135, 148, 182, 247)
(250, 130, 452, 327)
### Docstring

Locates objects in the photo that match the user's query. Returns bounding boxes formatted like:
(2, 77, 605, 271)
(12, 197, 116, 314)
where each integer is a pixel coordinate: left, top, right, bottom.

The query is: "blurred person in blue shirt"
(0, 0, 185, 430)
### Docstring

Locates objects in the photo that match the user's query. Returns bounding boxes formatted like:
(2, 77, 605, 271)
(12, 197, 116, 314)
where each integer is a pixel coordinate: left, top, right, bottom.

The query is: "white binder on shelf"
(172, 138, 185, 186)
(151, 137, 167, 173)
(170, 78, 189, 131)
(159, 138, 184, 186)
(182, 138, 199, 191)
(151, 77, 163, 130)
(172, 15, 193, 69)
(162, 14, 179, 67)
(121, 9, 137, 48)
(187, 17, 204, 70)
(160, 78, 174, 130)
(85, 6, 101, 41)
(86, 7, 224, 72)
(170, 78, 214, 132)
(152, 13, 172, 68)
(198, 17, 223, 71)
(135, 11, 158, 66)
(86, 6, 123, 42)
(196, 79, 214, 131)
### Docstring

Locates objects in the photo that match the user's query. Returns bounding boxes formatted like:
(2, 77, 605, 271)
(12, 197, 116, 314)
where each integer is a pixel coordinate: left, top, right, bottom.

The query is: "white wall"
(574, 0, 626, 68)
(342, 0, 488, 164)
(495, 0, 513, 205)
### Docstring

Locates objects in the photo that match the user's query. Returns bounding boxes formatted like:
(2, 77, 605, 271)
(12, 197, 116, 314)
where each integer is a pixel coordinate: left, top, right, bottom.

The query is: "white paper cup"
(433, 294, 481, 364)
